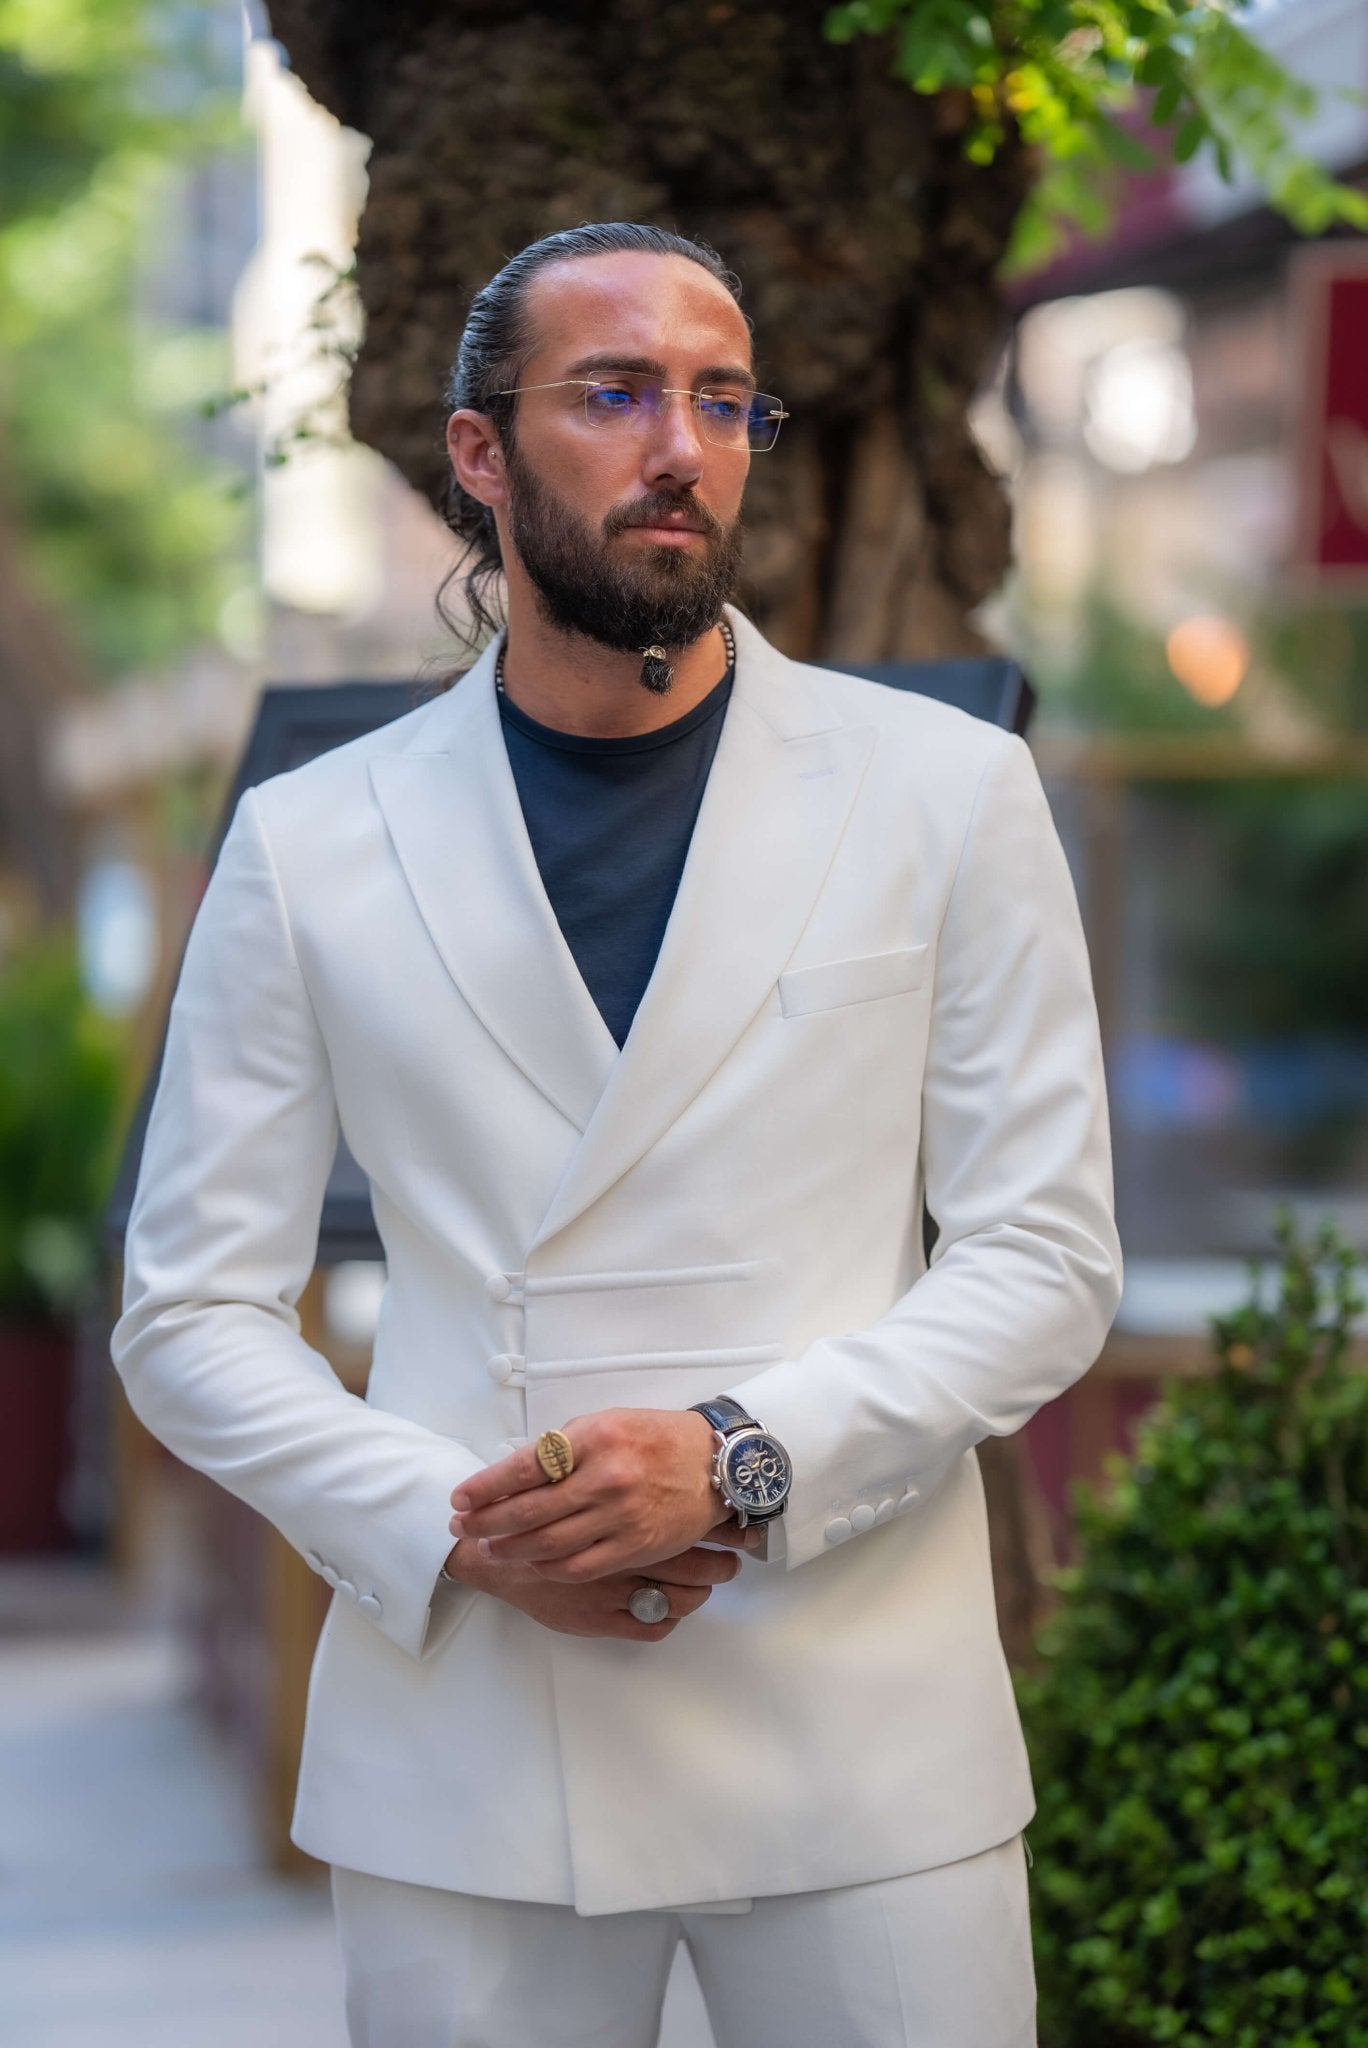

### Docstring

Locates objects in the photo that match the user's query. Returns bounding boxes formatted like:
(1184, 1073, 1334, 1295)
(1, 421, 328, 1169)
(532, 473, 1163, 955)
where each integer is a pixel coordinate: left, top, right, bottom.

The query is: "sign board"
(1291, 242, 1368, 592)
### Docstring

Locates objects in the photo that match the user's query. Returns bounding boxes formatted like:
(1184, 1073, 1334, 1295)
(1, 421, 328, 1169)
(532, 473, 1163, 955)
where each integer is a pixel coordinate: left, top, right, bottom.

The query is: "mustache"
(602, 492, 726, 540)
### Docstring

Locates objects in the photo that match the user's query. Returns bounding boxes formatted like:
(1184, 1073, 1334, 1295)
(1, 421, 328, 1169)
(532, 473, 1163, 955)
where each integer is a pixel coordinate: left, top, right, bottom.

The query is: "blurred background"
(1, 2, 1365, 2042)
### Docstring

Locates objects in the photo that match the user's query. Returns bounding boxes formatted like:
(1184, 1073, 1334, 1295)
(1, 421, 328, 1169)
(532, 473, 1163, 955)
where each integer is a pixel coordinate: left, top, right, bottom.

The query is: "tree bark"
(264, 0, 1032, 661)
(0, 490, 85, 922)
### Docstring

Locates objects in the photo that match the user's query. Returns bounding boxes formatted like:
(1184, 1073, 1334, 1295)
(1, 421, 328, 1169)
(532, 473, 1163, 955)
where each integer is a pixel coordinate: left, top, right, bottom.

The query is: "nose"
(642, 389, 706, 486)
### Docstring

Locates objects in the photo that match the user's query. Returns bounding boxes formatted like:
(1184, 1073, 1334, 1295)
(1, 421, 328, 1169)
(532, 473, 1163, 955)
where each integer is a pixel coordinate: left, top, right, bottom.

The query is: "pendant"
(640, 644, 674, 694)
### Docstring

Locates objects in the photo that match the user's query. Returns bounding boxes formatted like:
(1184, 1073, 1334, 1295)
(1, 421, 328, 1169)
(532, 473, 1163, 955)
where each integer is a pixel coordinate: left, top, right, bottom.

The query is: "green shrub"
(1017, 1206, 1368, 2048)
(0, 928, 127, 1320)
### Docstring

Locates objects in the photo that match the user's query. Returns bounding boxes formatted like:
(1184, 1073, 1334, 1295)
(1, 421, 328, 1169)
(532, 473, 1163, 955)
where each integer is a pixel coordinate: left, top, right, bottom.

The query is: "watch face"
(721, 1430, 791, 1515)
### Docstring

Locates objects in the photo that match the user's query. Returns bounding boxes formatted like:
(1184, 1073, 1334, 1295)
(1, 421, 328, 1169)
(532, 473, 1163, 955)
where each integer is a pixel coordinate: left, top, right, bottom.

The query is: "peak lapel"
(532, 609, 877, 1251)
(368, 639, 618, 1133)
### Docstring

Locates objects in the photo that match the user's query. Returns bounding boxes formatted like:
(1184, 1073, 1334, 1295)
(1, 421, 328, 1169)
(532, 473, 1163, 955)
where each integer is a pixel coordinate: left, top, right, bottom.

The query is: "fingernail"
(477, 1538, 492, 1558)
(452, 1493, 471, 1514)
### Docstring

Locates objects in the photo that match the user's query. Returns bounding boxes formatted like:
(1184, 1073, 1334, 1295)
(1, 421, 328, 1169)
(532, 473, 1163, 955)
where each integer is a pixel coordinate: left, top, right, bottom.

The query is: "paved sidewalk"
(0, 1566, 343, 2047)
(0, 1559, 714, 2047)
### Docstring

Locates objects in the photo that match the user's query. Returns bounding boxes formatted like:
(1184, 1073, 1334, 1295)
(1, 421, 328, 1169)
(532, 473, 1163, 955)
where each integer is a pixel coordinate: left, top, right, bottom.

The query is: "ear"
(446, 409, 506, 509)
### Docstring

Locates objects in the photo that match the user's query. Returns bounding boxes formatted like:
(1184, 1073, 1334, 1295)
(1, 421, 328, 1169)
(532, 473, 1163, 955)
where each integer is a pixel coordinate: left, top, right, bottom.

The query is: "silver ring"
(628, 1582, 670, 1625)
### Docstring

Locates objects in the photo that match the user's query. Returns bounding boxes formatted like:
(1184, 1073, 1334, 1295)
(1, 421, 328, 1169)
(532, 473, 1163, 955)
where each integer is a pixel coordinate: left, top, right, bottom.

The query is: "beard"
(503, 439, 743, 670)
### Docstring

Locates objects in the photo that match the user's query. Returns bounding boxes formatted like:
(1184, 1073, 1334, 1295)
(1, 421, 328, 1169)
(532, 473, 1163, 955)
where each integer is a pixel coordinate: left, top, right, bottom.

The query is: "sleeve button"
(357, 1593, 383, 1618)
(824, 1518, 853, 1545)
(874, 1499, 898, 1525)
(850, 1504, 877, 1533)
(484, 1273, 513, 1303)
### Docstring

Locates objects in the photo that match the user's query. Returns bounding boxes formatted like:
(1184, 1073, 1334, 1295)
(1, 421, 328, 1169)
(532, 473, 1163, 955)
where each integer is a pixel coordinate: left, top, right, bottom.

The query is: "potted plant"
(0, 927, 126, 1552)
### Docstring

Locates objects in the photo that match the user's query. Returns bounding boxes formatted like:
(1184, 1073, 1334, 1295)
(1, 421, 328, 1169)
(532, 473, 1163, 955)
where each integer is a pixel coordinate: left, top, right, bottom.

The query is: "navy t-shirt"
(497, 664, 734, 1048)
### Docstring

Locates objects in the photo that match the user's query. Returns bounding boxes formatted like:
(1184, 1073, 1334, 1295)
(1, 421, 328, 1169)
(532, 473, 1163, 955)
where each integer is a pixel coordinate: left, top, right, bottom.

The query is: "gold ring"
(535, 1429, 575, 1483)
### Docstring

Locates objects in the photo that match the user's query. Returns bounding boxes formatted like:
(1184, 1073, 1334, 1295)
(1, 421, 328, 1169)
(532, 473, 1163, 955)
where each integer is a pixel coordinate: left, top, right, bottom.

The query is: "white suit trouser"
(330, 1833, 1036, 2048)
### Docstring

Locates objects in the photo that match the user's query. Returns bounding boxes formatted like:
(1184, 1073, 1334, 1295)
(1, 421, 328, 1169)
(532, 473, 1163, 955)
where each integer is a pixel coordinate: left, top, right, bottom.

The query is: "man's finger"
(451, 1430, 584, 1514)
(704, 1520, 764, 1551)
(474, 1509, 608, 1565)
(450, 1444, 544, 1512)
(530, 1535, 642, 1584)
(453, 1476, 596, 1544)
(651, 1547, 742, 1587)
(657, 1583, 713, 1618)
(611, 1614, 681, 1642)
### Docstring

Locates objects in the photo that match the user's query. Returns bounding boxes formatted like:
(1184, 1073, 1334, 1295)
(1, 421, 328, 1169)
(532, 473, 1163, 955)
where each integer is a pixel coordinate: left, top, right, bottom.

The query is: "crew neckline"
(497, 664, 734, 756)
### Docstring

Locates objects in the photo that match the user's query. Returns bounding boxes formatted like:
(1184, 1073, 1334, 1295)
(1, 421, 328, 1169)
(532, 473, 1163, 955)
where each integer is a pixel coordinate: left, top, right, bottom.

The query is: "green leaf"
(824, 0, 1368, 253)
(1152, 79, 1183, 126)
(1097, 113, 1159, 171)
(1136, 46, 1175, 89)
(1173, 112, 1207, 162)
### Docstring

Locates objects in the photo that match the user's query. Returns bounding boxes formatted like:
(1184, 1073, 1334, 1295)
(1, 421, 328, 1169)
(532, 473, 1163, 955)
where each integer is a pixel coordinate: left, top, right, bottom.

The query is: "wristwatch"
(689, 1396, 792, 1528)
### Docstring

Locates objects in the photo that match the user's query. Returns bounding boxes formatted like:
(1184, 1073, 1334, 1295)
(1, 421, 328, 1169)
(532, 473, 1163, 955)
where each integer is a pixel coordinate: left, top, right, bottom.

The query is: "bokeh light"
(1164, 615, 1250, 705)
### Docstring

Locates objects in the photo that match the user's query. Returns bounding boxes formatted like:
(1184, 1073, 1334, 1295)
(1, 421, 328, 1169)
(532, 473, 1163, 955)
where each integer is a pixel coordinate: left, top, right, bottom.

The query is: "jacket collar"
(368, 605, 876, 1249)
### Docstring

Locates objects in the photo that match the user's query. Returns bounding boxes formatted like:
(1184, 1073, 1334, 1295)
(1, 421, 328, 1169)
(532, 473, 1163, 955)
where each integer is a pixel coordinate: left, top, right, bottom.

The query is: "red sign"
(1292, 244, 1368, 588)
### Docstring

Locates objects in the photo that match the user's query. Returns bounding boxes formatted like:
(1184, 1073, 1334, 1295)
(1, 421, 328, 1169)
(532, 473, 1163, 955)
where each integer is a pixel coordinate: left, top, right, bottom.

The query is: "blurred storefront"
(969, 0, 1368, 1552)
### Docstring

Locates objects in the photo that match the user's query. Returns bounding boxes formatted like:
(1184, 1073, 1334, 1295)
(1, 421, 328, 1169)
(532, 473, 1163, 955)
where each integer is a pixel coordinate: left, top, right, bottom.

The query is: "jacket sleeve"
(110, 782, 482, 1661)
(722, 728, 1123, 1571)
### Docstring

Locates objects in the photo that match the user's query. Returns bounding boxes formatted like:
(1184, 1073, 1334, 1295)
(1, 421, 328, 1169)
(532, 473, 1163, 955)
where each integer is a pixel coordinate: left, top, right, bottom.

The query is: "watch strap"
(689, 1396, 757, 1436)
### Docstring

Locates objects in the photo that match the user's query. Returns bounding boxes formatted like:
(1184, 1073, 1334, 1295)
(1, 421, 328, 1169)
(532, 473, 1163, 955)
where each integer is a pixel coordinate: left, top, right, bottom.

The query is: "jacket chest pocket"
(778, 944, 928, 1019)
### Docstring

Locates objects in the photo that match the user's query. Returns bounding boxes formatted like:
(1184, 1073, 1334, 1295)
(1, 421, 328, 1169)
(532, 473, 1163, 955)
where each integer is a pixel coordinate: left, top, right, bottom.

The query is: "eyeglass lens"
(583, 375, 786, 451)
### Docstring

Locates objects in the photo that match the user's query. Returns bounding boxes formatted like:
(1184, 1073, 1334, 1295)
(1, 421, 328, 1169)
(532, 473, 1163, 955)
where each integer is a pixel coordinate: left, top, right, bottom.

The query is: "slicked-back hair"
(435, 222, 746, 670)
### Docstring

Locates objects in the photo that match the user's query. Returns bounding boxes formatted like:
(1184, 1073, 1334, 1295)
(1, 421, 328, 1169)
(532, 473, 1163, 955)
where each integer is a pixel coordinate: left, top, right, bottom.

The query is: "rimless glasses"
(491, 371, 790, 452)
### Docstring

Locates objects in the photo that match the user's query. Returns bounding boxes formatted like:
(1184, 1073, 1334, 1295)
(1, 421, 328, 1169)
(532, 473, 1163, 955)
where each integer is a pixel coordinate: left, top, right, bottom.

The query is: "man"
(112, 222, 1123, 2047)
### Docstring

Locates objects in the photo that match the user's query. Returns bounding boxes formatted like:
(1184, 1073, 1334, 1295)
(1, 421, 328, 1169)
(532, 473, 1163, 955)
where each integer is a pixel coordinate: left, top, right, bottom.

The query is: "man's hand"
(441, 1537, 742, 1640)
(449, 1407, 758, 1582)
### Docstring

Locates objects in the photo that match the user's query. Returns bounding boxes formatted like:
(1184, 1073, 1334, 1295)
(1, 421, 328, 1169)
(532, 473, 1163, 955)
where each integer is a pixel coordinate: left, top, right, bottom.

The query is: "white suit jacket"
(112, 603, 1122, 1915)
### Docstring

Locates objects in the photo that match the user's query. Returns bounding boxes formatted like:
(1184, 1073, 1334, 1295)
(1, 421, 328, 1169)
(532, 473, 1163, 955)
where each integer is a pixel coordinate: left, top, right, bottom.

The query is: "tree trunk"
(0, 489, 85, 922)
(264, 0, 1032, 662)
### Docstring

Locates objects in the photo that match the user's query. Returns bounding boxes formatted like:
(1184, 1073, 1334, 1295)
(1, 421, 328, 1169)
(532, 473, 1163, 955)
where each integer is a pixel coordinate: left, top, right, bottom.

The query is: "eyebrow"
(563, 352, 758, 391)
